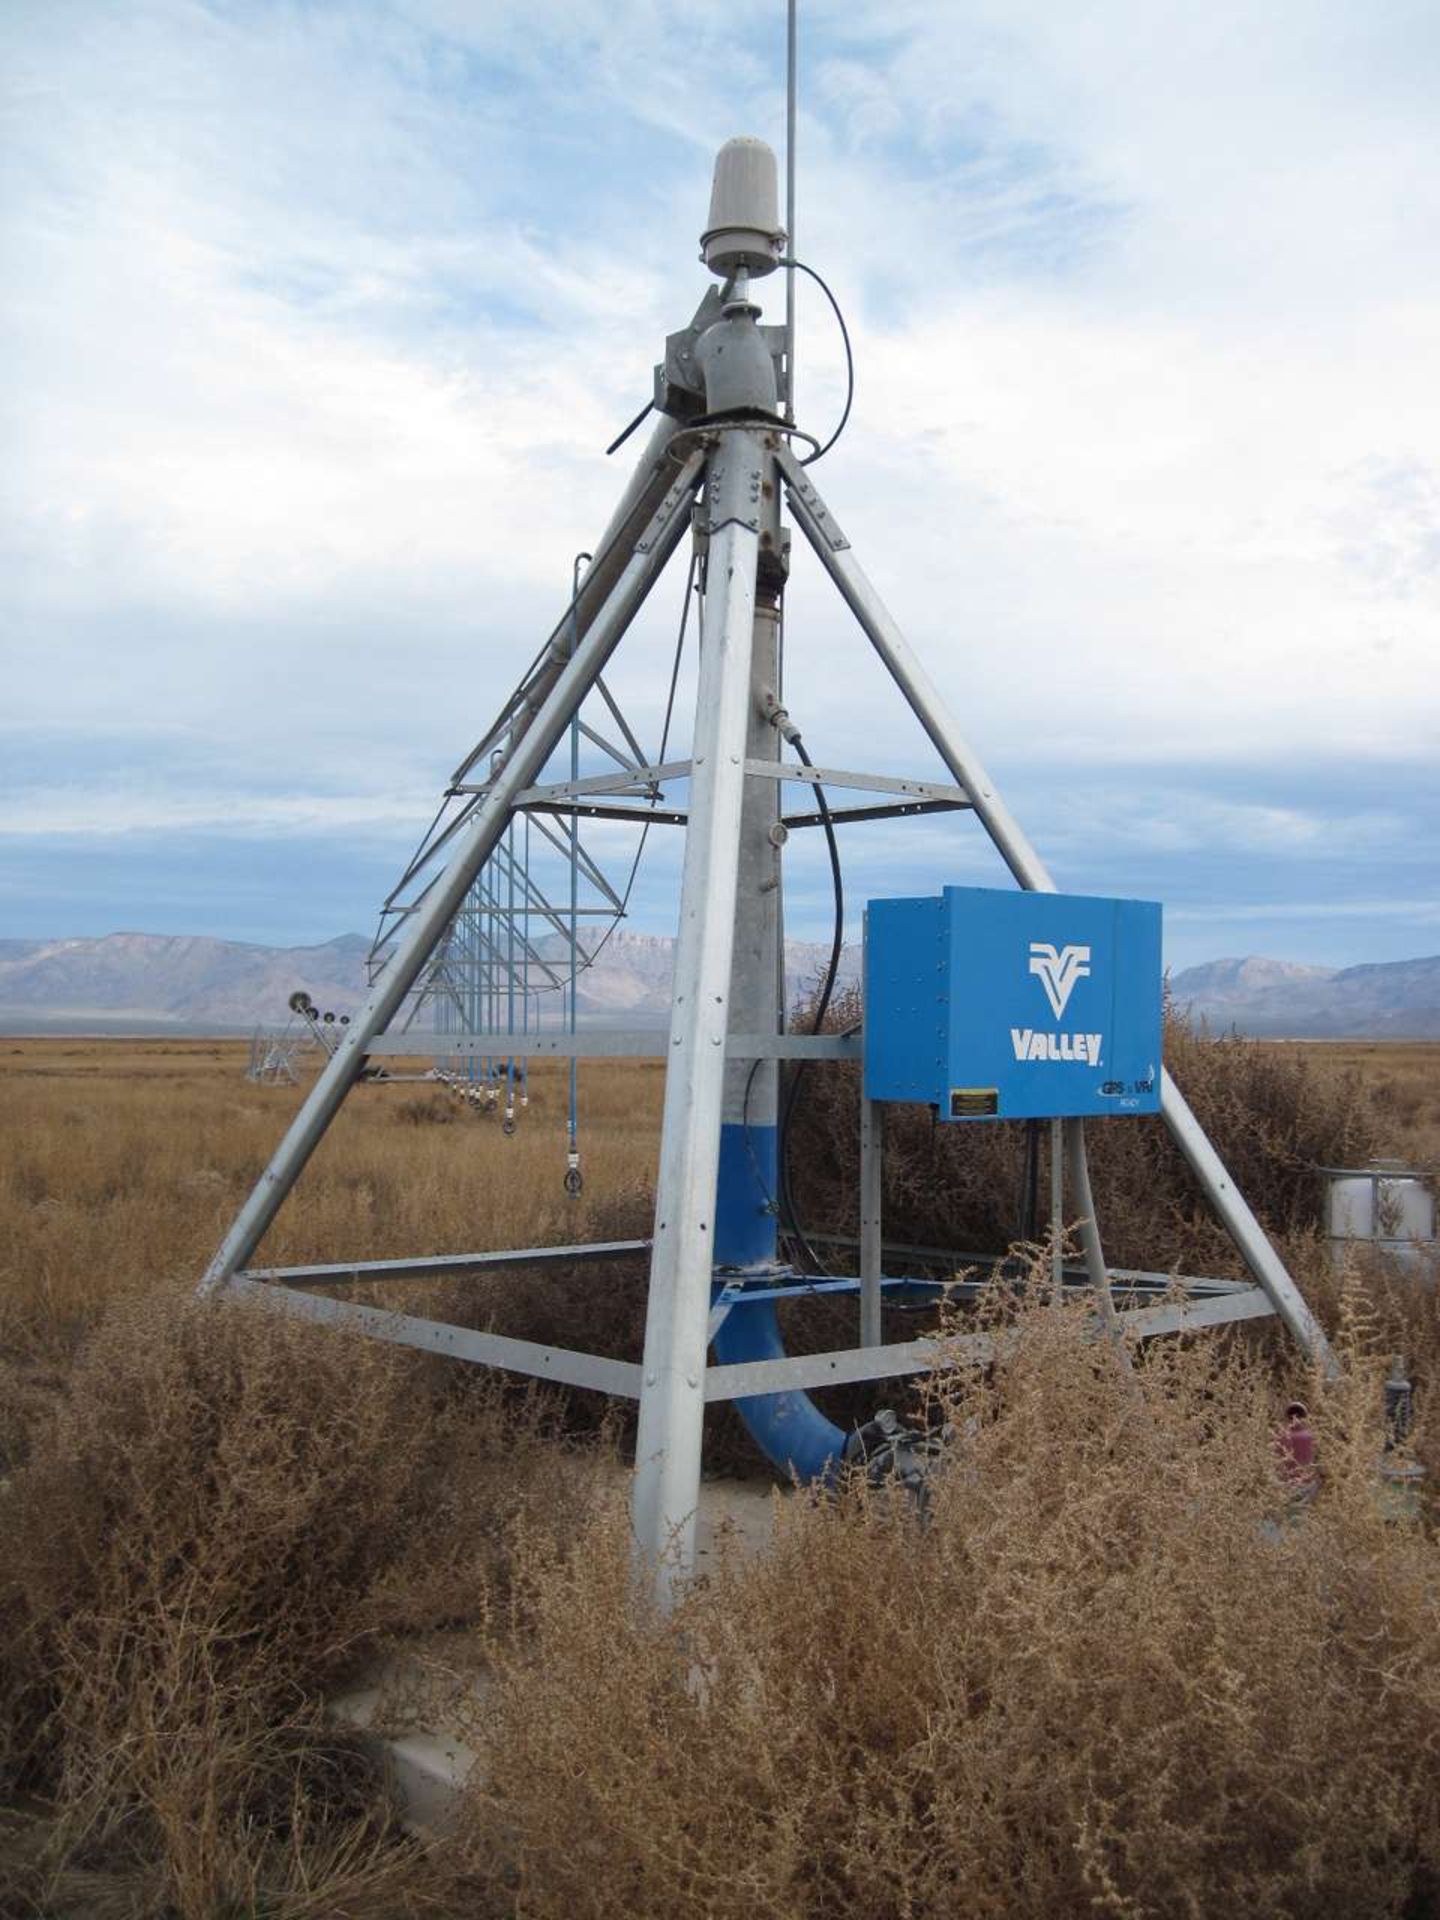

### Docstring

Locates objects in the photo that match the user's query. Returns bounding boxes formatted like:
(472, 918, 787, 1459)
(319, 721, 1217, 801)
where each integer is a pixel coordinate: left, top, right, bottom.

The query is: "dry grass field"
(0, 1040, 665, 1373)
(1278, 1039, 1440, 1169)
(2, 1031, 1439, 1917)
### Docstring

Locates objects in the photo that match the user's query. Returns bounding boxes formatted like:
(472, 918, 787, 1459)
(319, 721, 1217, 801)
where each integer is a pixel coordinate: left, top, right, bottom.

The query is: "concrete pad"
(330, 1663, 483, 1833)
(695, 1473, 780, 1563)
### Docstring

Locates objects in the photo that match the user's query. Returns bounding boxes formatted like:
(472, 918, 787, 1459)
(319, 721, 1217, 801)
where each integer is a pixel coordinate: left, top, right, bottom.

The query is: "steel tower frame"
(198, 143, 1333, 1608)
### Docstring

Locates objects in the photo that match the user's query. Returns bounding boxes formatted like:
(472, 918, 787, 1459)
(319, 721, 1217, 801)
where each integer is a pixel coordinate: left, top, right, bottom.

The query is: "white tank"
(1324, 1163, 1435, 1249)
(700, 137, 784, 279)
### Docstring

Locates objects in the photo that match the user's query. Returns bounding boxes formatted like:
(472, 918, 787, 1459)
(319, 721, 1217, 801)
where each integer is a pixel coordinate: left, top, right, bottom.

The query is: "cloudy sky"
(4, 0, 1437, 971)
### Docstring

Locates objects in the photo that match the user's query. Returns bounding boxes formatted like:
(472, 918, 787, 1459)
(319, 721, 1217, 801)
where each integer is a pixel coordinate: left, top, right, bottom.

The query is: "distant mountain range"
(0, 932, 376, 1033)
(1168, 954, 1440, 1038)
(0, 930, 860, 1034)
(0, 931, 1434, 1038)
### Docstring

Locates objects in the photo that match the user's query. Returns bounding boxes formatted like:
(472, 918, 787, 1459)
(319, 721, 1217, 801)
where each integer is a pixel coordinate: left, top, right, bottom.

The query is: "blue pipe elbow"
(711, 1120, 846, 1482)
(711, 1294, 846, 1484)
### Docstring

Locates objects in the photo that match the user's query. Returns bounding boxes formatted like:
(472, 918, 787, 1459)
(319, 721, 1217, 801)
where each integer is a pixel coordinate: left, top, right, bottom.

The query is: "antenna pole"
(784, 0, 797, 422)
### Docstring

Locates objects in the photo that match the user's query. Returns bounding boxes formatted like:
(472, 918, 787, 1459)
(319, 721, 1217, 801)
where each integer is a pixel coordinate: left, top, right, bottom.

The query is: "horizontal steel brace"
(364, 1030, 862, 1060)
(782, 798, 966, 830)
(721, 1273, 946, 1304)
(805, 1232, 1258, 1297)
(507, 760, 970, 809)
(519, 800, 689, 827)
(704, 1331, 985, 1398)
(510, 759, 693, 803)
(703, 1284, 1277, 1399)
(728, 1031, 861, 1058)
(744, 760, 972, 805)
(225, 1278, 1275, 1406)
(716, 1271, 1256, 1307)
(520, 796, 970, 832)
(370, 1031, 666, 1059)
(238, 1239, 651, 1286)
(1117, 1286, 1275, 1339)
(227, 1278, 645, 1397)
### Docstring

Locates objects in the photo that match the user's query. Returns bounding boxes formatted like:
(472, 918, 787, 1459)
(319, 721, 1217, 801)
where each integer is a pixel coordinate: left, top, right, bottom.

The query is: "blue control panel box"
(864, 886, 1163, 1121)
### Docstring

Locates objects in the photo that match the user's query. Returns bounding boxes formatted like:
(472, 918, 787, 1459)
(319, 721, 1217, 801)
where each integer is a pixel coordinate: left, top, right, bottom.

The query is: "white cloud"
(2, 785, 436, 840)
(1043, 791, 1408, 859)
(2, 0, 1437, 958)
(1168, 895, 1440, 926)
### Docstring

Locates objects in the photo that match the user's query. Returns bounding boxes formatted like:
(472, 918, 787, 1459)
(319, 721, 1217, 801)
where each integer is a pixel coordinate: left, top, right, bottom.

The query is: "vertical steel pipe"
(859, 1096, 884, 1347)
(1063, 1113, 1124, 1346)
(1050, 1116, 1064, 1303)
(715, 594, 784, 1268)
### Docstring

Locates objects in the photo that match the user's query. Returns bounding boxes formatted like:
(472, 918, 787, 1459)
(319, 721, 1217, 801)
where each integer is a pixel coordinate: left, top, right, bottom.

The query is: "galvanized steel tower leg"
(632, 436, 770, 1601)
(778, 447, 1336, 1374)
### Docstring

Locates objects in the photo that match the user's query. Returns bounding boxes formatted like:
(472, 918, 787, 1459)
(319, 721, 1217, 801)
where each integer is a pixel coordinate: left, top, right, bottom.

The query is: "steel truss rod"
(577, 716, 639, 770)
(776, 442, 1335, 1374)
(198, 449, 706, 1295)
(477, 838, 574, 970)
(442, 905, 554, 990)
(526, 808, 627, 909)
(592, 672, 651, 768)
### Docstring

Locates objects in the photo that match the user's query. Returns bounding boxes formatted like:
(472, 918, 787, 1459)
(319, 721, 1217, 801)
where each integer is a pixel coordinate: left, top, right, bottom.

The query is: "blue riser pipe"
(711, 1119, 846, 1481)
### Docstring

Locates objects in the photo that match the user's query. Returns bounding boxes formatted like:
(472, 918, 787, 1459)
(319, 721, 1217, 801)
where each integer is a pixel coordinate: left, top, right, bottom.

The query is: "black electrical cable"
(792, 737, 845, 1034)
(775, 732, 845, 1276)
(605, 398, 655, 457)
(780, 257, 855, 465)
(735, 721, 845, 1279)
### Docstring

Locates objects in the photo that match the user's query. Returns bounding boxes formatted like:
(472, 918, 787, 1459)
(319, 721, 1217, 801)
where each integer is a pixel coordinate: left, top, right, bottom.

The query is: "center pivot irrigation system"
(199, 133, 1334, 1605)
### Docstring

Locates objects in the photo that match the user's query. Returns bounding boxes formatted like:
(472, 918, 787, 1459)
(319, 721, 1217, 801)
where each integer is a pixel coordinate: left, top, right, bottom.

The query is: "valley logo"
(1010, 941, 1102, 1065)
(1028, 942, 1090, 1017)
